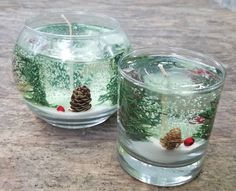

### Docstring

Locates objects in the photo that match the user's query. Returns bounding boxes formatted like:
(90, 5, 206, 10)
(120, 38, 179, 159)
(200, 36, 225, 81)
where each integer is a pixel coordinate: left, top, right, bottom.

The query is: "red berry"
(57, 105, 65, 112)
(193, 69, 214, 78)
(195, 116, 205, 124)
(196, 69, 205, 75)
(184, 137, 195, 146)
(188, 116, 205, 124)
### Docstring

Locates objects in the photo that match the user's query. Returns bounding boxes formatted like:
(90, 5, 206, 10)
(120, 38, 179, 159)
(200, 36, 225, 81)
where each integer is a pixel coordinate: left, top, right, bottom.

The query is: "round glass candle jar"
(117, 48, 226, 186)
(12, 12, 130, 128)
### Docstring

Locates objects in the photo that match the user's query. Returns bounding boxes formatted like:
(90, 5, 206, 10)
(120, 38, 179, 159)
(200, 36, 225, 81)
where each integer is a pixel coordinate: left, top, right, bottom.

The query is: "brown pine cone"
(70, 86, 92, 112)
(160, 128, 182, 150)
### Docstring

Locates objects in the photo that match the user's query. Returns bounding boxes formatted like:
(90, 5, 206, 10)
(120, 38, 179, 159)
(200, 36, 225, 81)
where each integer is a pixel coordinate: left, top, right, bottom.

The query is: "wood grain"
(0, 0, 235, 190)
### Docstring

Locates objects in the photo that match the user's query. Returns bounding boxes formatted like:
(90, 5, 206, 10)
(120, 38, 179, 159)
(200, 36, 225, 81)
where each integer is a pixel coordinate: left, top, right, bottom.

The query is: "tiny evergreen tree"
(13, 45, 49, 106)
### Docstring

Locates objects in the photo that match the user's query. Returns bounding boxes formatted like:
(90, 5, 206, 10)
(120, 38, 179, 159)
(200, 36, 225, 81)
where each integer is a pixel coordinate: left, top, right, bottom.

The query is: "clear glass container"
(117, 47, 226, 186)
(12, 12, 130, 129)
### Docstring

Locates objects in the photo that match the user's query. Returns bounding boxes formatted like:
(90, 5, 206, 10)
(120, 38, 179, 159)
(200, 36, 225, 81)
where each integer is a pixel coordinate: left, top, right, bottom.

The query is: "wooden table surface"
(0, 0, 235, 190)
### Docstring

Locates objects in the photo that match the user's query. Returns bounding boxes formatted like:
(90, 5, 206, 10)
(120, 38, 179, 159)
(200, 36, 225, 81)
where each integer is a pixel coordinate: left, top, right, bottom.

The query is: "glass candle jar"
(12, 12, 130, 129)
(117, 47, 226, 186)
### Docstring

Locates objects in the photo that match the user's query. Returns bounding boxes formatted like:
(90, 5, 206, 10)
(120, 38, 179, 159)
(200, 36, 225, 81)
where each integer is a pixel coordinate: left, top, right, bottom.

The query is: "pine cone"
(70, 86, 92, 112)
(160, 128, 182, 150)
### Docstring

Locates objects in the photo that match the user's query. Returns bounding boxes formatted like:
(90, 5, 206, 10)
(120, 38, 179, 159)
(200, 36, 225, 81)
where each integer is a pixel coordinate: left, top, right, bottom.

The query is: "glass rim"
(24, 11, 122, 39)
(118, 47, 226, 94)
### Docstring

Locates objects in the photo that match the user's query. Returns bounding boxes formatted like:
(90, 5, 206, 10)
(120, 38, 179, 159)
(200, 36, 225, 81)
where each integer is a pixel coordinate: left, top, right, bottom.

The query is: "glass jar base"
(117, 143, 204, 187)
(26, 101, 116, 129)
(43, 116, 111, 129)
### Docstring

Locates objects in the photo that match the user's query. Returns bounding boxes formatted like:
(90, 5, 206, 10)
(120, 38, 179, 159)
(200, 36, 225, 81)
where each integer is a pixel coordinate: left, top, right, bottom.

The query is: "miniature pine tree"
(13, 45, 49, 106)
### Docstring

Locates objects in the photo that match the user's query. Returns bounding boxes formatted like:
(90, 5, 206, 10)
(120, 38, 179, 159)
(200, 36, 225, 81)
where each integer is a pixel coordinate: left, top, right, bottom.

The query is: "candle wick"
(157, 63, 169, 133)
(61, 14, 72, 36)
(158, 64, 168, 77)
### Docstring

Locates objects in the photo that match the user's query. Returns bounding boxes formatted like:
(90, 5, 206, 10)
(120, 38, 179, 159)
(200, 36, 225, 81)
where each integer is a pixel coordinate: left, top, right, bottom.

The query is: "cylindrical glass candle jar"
(117, 48, 226, 186)
(12, 12, 130, 128)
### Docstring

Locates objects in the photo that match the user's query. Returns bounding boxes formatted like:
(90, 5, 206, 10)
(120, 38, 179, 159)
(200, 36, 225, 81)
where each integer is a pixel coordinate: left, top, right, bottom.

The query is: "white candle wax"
(144, 69, 194, 93)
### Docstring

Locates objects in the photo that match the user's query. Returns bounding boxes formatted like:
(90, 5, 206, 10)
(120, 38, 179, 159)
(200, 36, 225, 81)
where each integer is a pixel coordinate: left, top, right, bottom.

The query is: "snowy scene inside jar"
(118, 54, 224, 164)
(12, 15, 130, 128)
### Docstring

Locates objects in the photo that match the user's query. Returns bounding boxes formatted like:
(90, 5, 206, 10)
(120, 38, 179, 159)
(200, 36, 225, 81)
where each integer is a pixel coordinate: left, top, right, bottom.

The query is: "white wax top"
(144, 70, 194, 93)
